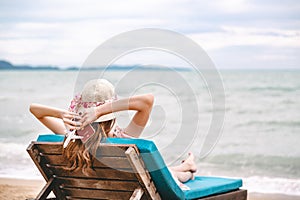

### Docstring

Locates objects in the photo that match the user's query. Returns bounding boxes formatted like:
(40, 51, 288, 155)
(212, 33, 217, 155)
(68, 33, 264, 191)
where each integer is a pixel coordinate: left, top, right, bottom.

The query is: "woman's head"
(69, 79, 117, 122)
(63, 79, 117, 175)
(81, 79, 116, 122)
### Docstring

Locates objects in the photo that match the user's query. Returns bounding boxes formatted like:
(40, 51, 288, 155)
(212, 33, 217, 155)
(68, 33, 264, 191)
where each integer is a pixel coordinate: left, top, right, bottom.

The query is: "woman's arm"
(29, 103, 81, 134)
(80, 94, 154, 138)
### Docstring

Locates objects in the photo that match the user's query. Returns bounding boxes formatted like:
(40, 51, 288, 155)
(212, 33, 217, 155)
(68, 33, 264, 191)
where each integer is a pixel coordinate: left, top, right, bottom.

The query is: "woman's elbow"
(29, 103, 40, 118)
(131, 94, 154, 111)
(144, 93, 154, 108)
(29, 103, 35, 114)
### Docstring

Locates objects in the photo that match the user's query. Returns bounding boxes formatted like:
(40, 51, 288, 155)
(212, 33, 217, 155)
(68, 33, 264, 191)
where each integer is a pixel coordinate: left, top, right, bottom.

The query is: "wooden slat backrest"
(35, 143, 133, 157)
(27, 141, 160, 200)
(41, 154, 132, 169)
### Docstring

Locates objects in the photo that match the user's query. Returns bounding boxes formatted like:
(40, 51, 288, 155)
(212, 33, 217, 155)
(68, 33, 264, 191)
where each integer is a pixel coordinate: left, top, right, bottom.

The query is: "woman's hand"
(78, 94, 154, 138)
(61, 111, 82, 131)
(29, 103, 82, 134)
(80, 107, 98, 129)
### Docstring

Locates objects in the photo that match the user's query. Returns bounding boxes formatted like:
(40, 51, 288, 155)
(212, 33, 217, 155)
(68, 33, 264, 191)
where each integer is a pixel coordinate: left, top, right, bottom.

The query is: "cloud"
(211, 45, 300, 69)
(190, 26, 300, 50)
(0, 0, 299, 68)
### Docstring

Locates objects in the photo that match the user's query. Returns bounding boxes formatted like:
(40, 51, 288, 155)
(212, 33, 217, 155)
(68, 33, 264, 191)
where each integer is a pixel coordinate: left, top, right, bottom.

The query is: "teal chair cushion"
(184, 176, 242, 199)
(37, 134, 242, 200)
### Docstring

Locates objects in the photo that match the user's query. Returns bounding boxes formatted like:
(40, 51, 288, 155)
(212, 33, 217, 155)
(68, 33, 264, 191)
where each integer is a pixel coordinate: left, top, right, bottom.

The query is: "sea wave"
(242, 176, 300, 196)
(0, 96, 10, 101)
(248, 86, 298, 92)
(202, 154, 300, 178)
(235, 120, 300, 128)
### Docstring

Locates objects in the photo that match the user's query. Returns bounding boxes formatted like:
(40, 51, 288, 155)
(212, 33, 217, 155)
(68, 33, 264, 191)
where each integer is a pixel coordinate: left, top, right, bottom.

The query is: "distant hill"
(0, 60, 14, 69)
(0, 60, 59, 70)
(0, 59, 190, 71)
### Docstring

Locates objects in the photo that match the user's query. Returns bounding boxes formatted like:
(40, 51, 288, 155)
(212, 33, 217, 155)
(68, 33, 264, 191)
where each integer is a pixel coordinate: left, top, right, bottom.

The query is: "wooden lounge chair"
(27, 135, 247, 200)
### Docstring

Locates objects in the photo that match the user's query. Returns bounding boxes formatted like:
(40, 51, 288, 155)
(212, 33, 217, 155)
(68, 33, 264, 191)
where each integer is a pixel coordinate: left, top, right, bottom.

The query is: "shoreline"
(0, 177, 299, 200)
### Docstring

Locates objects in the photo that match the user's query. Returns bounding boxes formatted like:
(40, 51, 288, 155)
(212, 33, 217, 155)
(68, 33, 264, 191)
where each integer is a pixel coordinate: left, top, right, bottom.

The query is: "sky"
(0, 0, 299, 69)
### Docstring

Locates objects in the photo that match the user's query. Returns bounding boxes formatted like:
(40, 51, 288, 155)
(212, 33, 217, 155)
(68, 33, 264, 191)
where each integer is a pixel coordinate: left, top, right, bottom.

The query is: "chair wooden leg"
(35, 178, 56, 200)
(129, 187, 144, 200)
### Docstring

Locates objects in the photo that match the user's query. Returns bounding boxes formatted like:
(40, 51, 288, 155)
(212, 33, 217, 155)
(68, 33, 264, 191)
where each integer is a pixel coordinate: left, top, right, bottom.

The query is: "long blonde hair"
(63, 119, 115, 176)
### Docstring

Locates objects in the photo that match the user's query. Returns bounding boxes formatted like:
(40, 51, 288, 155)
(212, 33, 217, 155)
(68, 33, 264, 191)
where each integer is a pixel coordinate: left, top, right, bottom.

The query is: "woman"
(30, 79, 197, 187)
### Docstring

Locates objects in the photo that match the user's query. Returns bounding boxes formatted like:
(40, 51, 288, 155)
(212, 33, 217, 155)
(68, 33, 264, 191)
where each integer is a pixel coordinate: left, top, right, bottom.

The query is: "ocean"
(0, 69, 299, 196)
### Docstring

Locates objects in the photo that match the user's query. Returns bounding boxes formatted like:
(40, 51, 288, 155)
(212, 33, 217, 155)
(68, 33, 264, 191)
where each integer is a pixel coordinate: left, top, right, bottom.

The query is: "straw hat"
(78, 79, 116, 122)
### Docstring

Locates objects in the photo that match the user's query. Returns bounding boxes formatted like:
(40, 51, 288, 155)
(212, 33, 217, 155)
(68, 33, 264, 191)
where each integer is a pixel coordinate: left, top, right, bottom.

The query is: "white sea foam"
(0, 142, 28, 159)
(0, 142, 42, 180)
(0, 167, 42, 180)
(242, 176, 300, 196)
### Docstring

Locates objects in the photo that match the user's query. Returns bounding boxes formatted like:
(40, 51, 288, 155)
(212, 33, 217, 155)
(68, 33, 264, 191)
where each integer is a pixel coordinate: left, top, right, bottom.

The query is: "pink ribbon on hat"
(63, 94, 117, 148)
(68, 94, 116, 113)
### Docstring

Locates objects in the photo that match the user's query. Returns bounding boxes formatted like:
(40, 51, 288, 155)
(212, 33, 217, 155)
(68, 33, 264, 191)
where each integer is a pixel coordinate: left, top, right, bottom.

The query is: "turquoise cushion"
(184, 176, 242, 200)
(36, 134, 242, 200)
(37, 134, 65, 142)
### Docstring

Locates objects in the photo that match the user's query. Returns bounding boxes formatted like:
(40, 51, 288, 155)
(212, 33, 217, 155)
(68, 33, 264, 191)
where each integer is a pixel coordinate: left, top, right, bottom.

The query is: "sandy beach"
(0, 178, 299, 200)
(0, 178, 47, 200)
